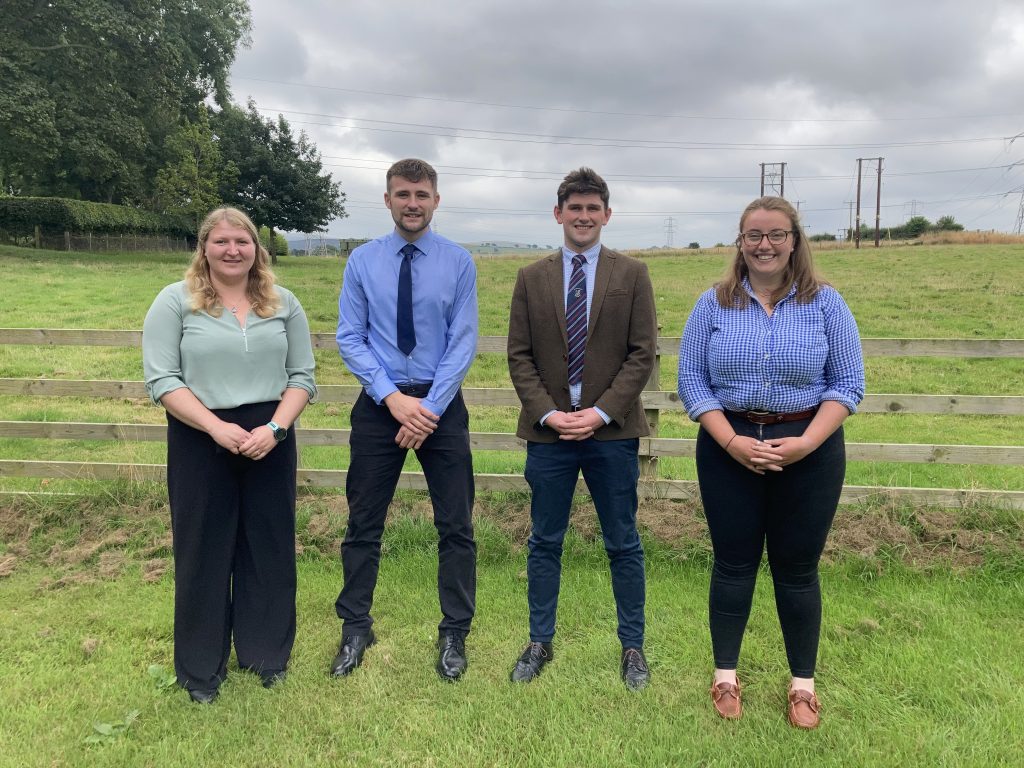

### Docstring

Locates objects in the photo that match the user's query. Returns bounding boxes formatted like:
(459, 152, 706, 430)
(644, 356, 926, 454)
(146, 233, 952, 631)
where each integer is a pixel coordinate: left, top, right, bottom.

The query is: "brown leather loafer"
(787, 688, 821, 729)
(710, 678, 742, 719)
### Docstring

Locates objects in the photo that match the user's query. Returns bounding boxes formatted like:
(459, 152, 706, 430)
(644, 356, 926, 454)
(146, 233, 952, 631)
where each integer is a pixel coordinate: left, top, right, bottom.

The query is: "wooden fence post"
(64, 231, 71, 251)
(34, 225, 41, 249)
(640, 324, 662, 481)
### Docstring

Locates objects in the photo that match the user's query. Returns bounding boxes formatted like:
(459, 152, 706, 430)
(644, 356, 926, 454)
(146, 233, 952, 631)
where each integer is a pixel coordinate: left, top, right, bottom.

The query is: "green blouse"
(143, 281, 317, 410)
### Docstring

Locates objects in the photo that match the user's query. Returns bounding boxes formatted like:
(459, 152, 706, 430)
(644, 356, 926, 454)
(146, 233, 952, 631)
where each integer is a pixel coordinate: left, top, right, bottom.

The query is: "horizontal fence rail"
(1, 329, 1023, 509)
(3, 328, 1024, 358)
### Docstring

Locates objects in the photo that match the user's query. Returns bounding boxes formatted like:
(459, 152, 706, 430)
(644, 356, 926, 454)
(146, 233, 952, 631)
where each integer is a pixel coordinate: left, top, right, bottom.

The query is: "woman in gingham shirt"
(678, 196, 864, 729)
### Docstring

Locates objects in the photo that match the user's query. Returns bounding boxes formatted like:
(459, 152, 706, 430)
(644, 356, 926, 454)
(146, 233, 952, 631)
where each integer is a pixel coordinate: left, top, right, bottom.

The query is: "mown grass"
(1, 242, 1023, 495)
(1, 508, 1022, 768)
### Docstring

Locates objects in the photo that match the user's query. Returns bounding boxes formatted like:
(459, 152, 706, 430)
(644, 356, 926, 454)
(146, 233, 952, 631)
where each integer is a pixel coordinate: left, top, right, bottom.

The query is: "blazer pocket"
(606, 288, 628, 298)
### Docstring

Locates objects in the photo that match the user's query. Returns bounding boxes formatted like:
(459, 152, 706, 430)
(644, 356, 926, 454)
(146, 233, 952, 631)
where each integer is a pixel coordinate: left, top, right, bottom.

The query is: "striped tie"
(566, 254, 587, 386)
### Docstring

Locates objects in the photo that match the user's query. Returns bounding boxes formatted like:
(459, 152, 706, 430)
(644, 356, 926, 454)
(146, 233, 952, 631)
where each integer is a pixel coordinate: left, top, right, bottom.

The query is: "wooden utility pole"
(759, 162, 786, 197)
(874, 157, 884, 247)
(855, 159, 863, 249)
(855, 157, 884, 248)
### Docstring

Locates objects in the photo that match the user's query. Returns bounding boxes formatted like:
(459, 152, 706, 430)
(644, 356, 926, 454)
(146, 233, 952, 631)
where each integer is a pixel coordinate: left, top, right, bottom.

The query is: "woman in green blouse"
(143, 207, 316, 704)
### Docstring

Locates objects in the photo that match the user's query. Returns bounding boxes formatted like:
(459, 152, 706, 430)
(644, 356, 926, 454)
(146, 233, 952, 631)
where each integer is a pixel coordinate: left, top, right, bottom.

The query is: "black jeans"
(167, 401, 297, 691)
(696, 412, 845, 678)
(335, 391, 476, 636)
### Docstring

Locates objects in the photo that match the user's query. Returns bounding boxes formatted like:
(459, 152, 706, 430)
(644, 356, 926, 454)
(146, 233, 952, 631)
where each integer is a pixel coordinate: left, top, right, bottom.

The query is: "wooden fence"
(1, 329, 1023, 509)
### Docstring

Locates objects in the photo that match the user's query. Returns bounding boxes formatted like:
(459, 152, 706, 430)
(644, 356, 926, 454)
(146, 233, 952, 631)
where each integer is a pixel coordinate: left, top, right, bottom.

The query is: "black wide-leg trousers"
(335, 391, 476, 637)
(166, 401, 297, 691)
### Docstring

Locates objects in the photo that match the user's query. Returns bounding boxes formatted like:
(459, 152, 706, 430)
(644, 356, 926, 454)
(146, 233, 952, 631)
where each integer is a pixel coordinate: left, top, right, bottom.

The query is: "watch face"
(273, 427, 287, 441)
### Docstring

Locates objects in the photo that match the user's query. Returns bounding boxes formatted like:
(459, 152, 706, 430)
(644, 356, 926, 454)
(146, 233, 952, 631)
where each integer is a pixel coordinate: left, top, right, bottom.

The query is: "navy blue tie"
(566, 254, 587, 386)
(397, 243, 416, 356)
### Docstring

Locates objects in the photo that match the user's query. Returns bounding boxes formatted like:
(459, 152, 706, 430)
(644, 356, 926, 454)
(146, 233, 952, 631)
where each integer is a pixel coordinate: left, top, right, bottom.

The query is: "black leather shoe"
(436, 632, 468, 681)
(510, 642, 552, 683)
(260, 669, 287, 689)
(187, 687, 219, 704)
(330, 630, 376, 677)
(621, 647, 650, 691)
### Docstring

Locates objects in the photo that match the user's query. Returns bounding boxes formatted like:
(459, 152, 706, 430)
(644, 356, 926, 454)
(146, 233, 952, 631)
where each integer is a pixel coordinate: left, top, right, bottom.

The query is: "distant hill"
(287, 236, 552, 256)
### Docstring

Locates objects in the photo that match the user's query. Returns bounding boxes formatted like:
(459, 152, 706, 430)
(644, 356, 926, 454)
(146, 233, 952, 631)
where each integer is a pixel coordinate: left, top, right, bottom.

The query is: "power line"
(261, 107, 1013, 152)
(236, 76, 1024, 125)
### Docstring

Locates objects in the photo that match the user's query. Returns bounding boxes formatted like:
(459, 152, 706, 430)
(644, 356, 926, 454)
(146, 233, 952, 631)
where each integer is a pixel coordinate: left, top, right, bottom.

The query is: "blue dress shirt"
(337, 228, 478, 417)
(678, 279, 864, 420)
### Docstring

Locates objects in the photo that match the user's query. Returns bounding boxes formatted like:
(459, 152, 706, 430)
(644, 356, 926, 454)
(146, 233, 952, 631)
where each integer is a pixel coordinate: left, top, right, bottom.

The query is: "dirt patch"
(141, 558, 168, 582)
(2, 491, 1022, 585)
(0, 554, 18, 578)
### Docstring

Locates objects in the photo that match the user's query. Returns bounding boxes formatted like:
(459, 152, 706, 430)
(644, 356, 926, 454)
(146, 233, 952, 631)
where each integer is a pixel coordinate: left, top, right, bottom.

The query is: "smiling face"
(738, 207, 794, 289)
(385, 175, 439, 241)
(555, 193, 611, 253)
(203, 220, 257, 286)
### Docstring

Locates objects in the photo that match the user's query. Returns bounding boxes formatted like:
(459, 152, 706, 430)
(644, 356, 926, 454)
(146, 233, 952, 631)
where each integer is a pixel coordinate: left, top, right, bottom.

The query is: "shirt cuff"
(593, 406, 612, 425)
(539, 409, 556, 426)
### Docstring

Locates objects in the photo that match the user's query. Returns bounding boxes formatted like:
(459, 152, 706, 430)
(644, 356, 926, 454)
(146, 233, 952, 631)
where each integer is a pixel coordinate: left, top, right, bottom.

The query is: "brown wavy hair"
(715, 196, 824, 309)
(185, 207, 281, 318)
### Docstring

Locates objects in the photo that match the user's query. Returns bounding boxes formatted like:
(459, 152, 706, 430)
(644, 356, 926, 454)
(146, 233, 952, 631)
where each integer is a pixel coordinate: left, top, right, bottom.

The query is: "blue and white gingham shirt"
(677, 279, 864, 421)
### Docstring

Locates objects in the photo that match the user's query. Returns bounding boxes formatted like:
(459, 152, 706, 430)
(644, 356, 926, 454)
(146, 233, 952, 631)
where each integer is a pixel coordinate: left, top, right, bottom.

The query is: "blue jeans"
(524, 438, 645, 648)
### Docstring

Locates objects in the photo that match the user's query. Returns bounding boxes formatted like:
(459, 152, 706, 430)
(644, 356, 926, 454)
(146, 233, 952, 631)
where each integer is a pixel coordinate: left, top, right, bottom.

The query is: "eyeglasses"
(738, 229, 793, 246)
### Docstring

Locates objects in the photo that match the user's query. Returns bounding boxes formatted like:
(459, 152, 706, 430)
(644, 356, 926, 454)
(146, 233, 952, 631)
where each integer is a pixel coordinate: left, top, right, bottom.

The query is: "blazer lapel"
(588, 246, 616, 333)
(545, 252, 569, 347)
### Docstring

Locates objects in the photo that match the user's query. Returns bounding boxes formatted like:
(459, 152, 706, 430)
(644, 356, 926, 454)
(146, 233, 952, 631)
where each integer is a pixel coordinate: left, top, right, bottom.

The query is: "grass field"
(1, 494, 1022, 768)
(1, 242, 1023, 493)
(2, 243, 1023, 766)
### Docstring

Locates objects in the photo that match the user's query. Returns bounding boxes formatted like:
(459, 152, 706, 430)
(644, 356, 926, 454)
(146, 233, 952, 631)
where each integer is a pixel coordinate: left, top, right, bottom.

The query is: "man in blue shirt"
(333, 159, 478, 681)
(507, 168, 657, 689)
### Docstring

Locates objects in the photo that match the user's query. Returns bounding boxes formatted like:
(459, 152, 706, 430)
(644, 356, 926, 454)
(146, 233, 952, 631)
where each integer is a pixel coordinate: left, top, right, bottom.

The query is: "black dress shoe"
(187, 687, 219, 704)
(260, 669, 287, 688)
(436, 632, 468, 681)
(621, 647, 650, 690)
(330, 629, 376, 677)
(510, 641, 552, 683)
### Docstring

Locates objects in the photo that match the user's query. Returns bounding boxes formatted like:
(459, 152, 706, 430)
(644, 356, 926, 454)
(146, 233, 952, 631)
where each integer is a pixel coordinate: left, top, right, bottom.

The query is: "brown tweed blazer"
(507, 246, 657, 443)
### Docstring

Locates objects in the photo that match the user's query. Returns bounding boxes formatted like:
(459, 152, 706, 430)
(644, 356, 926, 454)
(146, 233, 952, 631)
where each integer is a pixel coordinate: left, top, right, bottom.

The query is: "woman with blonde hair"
(678, 196, 864, 728)
(143, 207, 316, 703)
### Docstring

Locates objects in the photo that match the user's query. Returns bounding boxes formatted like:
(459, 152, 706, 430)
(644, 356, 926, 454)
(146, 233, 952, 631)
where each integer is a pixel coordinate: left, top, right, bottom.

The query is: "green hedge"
(0, 197, 194, 238)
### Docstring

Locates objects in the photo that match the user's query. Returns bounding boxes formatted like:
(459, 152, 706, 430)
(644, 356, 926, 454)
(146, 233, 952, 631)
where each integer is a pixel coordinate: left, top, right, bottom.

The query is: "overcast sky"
(228, 0, 1024, 249)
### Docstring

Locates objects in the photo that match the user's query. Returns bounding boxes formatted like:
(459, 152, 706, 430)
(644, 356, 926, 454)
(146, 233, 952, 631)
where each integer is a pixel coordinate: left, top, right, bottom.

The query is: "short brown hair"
(556, 167, 609, 209)
(386, 158, 438, 191)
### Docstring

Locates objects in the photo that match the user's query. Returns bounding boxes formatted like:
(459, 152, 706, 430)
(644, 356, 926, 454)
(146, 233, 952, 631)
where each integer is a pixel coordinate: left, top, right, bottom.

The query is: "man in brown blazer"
(506, 167, 657, 690)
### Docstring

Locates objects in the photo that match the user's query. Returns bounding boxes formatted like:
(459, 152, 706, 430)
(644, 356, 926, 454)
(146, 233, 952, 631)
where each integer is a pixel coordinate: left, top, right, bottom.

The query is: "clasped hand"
(385, 391, 439, 450)
(727, 435, 815, 474)
(209, 422, 276, 460)
(546, 408, 605, 441)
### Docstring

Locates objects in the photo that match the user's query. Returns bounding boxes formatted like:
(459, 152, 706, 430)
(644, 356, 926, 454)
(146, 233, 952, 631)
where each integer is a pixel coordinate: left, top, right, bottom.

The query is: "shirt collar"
(741, 276, 797, 301)
(388, 228, 435, 257)
(561, 242, 601, 264)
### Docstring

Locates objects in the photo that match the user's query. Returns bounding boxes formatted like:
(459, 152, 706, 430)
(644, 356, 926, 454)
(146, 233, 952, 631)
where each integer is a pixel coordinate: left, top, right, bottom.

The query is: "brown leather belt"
(727, 407, 818, 425)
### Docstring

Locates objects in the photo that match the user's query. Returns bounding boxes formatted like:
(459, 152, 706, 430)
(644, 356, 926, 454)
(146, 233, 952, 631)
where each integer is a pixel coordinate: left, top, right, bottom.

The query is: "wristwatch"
(267, 421, 287, 442)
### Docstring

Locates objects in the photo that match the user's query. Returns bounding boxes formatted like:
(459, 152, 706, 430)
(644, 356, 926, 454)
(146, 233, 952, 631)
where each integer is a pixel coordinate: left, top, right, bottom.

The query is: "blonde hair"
(715, 196, 824, 309)
(185, 207, 281, 318)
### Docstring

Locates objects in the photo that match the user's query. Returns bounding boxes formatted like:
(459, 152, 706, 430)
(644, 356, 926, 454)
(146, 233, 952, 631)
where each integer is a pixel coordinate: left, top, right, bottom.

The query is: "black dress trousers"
(335, 390, 476, 636)
(166, 401, 297, 691)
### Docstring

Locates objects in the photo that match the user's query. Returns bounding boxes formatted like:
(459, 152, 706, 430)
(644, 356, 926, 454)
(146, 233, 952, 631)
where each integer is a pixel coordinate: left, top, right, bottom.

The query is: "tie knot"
(572, 253, 586, 268)
(401, 243, 417, 259)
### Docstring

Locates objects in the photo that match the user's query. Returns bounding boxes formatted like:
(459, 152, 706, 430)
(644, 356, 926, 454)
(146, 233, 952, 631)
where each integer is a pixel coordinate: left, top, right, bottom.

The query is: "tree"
(0, 0, 251, 203)
(935, 215, 964, 231)
(214, 101, 346, 263)
(154, 107, 227, 230)
(903, 216, 932, 238)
